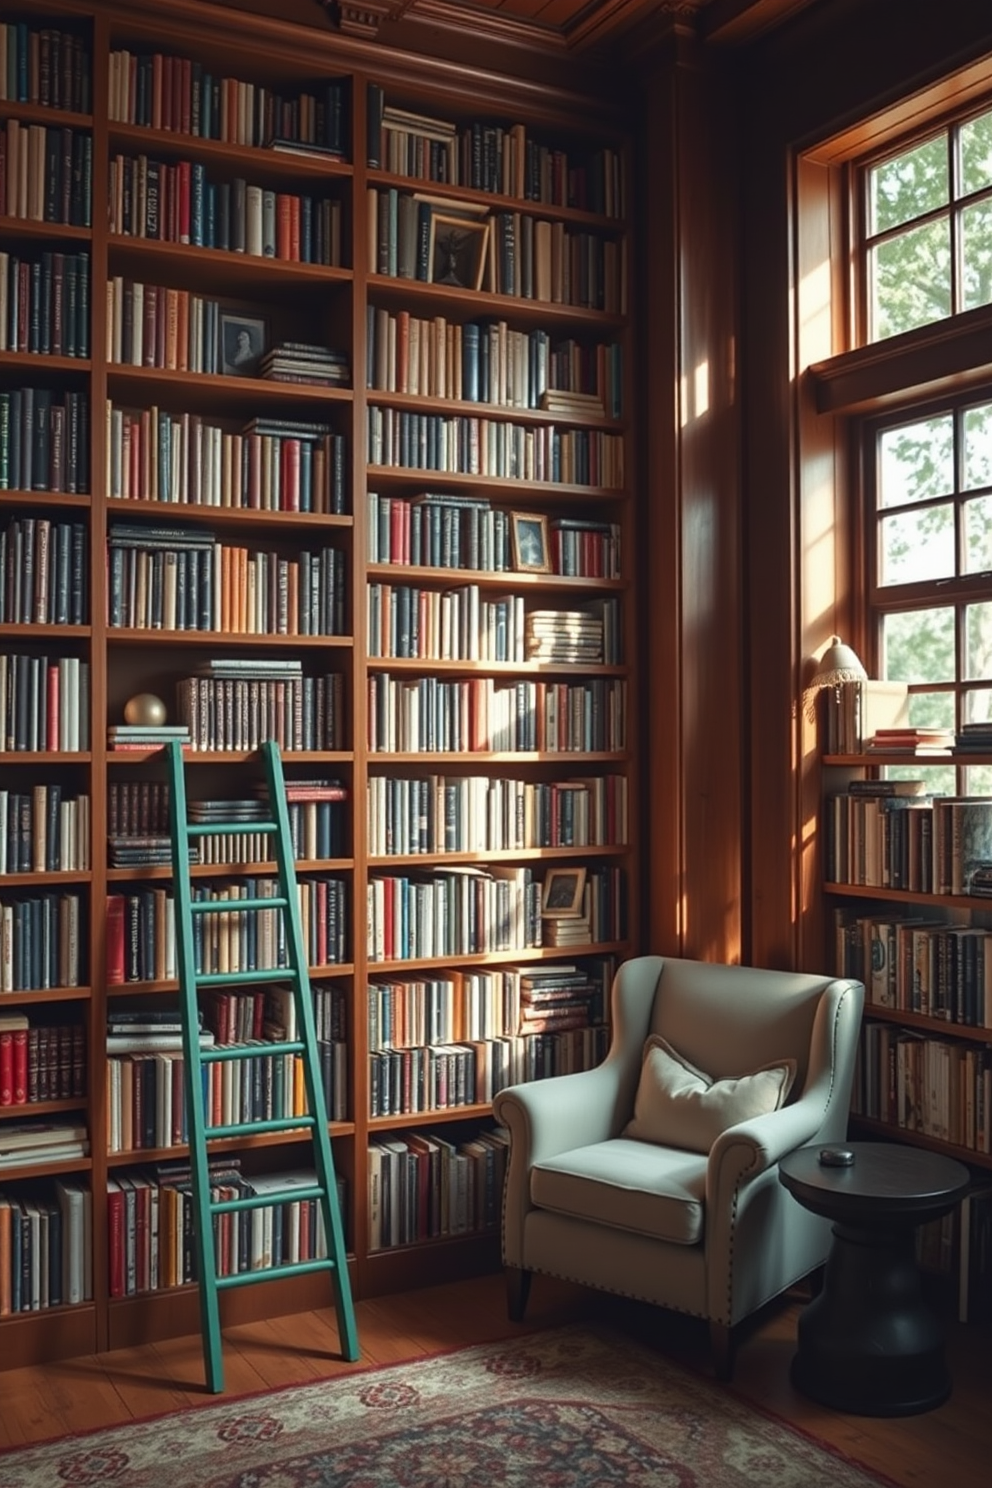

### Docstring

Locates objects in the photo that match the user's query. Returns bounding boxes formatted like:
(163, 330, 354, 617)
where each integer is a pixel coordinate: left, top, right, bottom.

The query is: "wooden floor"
(0, 1272, 989, 1486)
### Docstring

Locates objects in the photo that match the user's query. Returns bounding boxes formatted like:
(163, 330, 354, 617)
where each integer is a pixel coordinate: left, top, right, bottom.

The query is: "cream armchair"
(492, 955, 864, 1378)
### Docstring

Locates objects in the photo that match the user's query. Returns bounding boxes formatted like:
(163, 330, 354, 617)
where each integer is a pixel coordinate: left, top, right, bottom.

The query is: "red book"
(178, 159, 191, 245)
(106, 895, 126, 984)
(289, 196, 301, 261)
(276, 194, 292, 260)
(161, 55, 174, 132)
(12, 1029, 28, 1105)
(0, 1030, 14, 1105)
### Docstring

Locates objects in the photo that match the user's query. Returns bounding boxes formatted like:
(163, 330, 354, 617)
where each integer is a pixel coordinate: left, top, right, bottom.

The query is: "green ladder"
(166, 739, 359, 1392)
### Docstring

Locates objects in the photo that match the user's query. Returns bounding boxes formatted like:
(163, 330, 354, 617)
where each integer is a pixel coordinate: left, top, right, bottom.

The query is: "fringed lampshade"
(803, 635, 867, 722)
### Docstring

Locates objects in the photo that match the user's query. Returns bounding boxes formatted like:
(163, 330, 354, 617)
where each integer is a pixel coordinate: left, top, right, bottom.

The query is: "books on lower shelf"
(0, 1176, 93, 1314)
(0, 1119, 89, 1166)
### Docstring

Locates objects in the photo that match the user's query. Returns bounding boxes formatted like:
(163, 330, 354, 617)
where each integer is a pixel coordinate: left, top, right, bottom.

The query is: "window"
(866, 392, 992, 793)
(862, 105, 992, 342)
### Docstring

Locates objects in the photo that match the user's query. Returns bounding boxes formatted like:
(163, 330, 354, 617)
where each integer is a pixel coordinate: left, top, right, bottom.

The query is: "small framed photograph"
(511, 512, 552, 573)
(541, 866, 587, 918)
(429, 214, 490, 291)
(220, 311, 267, 376)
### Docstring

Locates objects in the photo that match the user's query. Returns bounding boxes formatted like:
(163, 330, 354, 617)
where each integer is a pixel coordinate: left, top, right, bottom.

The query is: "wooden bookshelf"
(0, 0, 637, 1366)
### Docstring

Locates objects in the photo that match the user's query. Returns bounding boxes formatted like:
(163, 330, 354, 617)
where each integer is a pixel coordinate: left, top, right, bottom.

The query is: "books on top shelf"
(825, 679, 909, 754)
(539, 390, 606, 419)
(108, 724, 191, 752)
(956, 721, 992, 752)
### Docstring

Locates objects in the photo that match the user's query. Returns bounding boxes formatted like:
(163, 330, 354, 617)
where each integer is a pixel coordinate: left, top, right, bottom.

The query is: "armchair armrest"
(493, 1059, 626, 1166)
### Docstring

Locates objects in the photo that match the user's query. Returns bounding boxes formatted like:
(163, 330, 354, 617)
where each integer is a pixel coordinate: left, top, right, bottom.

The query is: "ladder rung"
(190, 897, 289, 914)
(211, 1185, 325, 1215)
(202, 1040, 306, 1062)
(205, 1116, 315, 1139)
(196, 968, 297, 987)
(215, 1256, 337, 1290)
(187, 822, 277, 838)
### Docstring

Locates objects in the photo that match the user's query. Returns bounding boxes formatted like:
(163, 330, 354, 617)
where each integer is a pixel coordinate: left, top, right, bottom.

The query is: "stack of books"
(106, 1004, 212, 1053)
(260, 342, 350, 387)
(107, 723, 191, 752)
(0, 1119, 89, 1168)
(866, 726, 955, 755)
(107, 834, 197, 867)
(957, 721, 992, 753)
(539, 389, 606, 419)
(541, 914, 592, 948)
(525, 609, 603, 664)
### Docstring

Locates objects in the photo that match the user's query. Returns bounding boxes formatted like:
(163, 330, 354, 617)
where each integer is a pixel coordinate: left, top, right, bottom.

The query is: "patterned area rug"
(0, 1325, 895, 1488)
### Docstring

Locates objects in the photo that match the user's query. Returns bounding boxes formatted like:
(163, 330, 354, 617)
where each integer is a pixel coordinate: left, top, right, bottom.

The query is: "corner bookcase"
(821, 724, 992, 1317)
(0, 0, 638, 1365)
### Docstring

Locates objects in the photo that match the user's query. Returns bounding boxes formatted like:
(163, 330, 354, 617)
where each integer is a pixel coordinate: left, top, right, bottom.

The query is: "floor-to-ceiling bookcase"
(0, 0, 638, 1365)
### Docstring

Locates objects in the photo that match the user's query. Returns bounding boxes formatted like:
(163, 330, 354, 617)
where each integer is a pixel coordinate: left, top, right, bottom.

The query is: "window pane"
(878, 414, 953, 508)
(959, 109, 992, 195)
(961, 199, 992, 311)
(965, 600, 992, 680)
(964, 686, 992, 723)
(964, 495, 992, 573)
(963, 764, 992, 793)
(881, 607, 954, 683)
(879, 506, 954, 585)
(870, 218, 951, 339)
(963, 401, 992, 490)
(907, 691, 956, 730)
(869, 135, 948, 234)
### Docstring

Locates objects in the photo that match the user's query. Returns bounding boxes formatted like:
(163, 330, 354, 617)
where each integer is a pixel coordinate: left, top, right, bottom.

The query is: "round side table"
(778, 1142, 971, 1416)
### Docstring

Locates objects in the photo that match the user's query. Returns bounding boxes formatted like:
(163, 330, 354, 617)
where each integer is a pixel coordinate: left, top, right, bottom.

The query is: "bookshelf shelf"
(0, 0, 636, 1365)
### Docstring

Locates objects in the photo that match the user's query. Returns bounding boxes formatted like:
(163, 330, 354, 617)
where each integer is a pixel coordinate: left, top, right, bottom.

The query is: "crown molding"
(319, 1, 413, 38)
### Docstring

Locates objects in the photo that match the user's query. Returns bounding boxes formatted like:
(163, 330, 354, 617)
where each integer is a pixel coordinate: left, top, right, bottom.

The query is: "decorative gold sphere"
(124, 693, 167, 727)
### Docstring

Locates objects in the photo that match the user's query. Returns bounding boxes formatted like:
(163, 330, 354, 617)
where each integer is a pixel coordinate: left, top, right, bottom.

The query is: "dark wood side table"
(778, 1142, 971, 1416)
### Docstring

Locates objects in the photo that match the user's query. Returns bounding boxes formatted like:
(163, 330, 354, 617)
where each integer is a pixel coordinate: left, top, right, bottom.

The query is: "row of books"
(366, 864, 625, 962)
(0, 1016, 85, 1106)
(366, 88, 624, 218)
(106, 1042, 345, 1153)
(1, 517, 87, 626)
(107, 406, 347, 514)
(367, 1124, 508, 1252)
(366, 959, 613, 1048)
(0, 249, 91, 358)
(367, 584, 525, 664)
(369, 1024, 610, 1117)
(367, 673, 627, 754)
(0, 388, 90, 496)
(107, 524, 347, 636)
(365, 305, 621, 416)
(916, 1185, 992, 1323)
(0, 119, 92, 226)
(366, 772, 628, 856)
(106, 1160, 344, 1297)
(826, 784, 992, 896)
(0, 23, 91, 113)
(0, 655, 89, 753)
(108, 154, 342, 265)
(0, 1177, 92, 1315)
(0, 893, 83, 993)
(0, 786, 90, 874)
(853, 1024, 991, 1155)
(834, 909, 991, 1028)
(367, 491, 622, 579)
(366, 187, 624, 313)
(366, 406, 625, 487)
(109, 51, 347, 157)
(177, 661, 346, 753)
(106, 873, 349, 983)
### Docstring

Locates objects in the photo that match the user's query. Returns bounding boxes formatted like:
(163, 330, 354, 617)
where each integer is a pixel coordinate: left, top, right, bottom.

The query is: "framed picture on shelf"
(220, 311, 267, 376)
(541, 866, 587, 918)
(429, 214, 490, 291)
(510, 512, 552, 573)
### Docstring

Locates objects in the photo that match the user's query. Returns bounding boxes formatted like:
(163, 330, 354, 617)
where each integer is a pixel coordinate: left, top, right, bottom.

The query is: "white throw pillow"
(623, 1035, 796, 1153)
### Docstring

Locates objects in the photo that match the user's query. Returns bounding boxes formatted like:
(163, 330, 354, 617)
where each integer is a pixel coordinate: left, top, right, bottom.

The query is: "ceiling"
(321, 0, 818, 51)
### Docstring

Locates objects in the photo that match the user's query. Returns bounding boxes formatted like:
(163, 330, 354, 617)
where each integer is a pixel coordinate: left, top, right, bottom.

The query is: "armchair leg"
(505, 1266, 532, 1322)
(710, 1321, 734, 1381)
